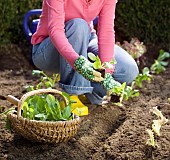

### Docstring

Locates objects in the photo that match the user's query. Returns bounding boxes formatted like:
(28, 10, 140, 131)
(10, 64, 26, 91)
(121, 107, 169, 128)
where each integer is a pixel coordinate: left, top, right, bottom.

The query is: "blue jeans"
(32, 18, 139, 105)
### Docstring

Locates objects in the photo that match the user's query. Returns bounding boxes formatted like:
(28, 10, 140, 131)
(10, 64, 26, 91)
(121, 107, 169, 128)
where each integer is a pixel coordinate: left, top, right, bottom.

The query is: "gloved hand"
(74, 56, 104, 82)
(100, 73, 121, 90)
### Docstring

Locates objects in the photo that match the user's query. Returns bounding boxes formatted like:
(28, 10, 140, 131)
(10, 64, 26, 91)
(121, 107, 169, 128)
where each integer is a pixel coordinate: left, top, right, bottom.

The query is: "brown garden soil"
(0, 44, 170, 160)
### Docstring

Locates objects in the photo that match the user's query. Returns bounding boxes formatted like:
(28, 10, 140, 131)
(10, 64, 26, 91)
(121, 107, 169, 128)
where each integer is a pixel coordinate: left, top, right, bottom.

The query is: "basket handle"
(17, 89, 68, 118)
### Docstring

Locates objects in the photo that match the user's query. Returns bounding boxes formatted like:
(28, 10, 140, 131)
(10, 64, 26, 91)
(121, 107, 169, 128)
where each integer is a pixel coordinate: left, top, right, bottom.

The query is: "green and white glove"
(101, 73, 121, 90)
(74, 56, 104, 82)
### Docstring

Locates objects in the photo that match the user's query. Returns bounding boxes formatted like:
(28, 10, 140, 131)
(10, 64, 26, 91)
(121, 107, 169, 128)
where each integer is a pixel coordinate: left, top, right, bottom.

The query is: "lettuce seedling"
(109, 82, 126, 106)
(88, 52, 116, 77)
(168, 98, 170, 103)
(123, 81, 140, 101)
(135, 67, 152, 88)
(107, 81, 140, 106)
(146, 106, 168, 148)
(152, 119, 162, 136)
(151, 50, 170, 74)
(1, 107, 16, 130)
(116, 38, 146, 66)
(146, 129, 157, 148)
(150, 106, 168, 125)
(25, 70, 60, 91)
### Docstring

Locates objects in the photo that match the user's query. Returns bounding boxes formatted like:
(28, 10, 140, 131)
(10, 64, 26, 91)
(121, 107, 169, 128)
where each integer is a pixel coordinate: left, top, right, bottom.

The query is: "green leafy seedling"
(1, 107, 16, 130)
(151, 50, 170, 74)
(25, 70, 60, 91)
(146, 129, 157, 148)
(108, 81, 140, 106)
(108, 82, 126, 106)
(150, 106, 168, 125)
(146, 106, 168, 148)
(135, 67, 152, 88)
(88, 52, 116, 70)
(123, 81, 140, 101)
(152, 119, 162, 136)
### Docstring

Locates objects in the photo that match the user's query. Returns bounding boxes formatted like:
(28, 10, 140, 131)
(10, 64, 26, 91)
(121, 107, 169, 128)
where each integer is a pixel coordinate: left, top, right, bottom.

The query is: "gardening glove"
(100, 73, 121, 91)
(74, 55, 104, 82)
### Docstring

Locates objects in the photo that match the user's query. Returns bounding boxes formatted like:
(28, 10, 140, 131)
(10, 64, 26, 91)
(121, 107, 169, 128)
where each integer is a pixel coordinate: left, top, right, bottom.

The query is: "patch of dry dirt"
(0, 44, 170, 160)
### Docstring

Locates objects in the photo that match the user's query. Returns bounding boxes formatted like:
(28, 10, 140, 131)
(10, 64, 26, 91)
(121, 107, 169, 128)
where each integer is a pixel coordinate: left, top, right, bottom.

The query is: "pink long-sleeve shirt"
(31, 0, 116, 70)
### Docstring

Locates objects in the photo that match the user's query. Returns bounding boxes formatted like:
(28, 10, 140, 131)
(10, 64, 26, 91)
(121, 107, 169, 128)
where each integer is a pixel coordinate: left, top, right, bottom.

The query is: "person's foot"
(70, 95, 89, 116)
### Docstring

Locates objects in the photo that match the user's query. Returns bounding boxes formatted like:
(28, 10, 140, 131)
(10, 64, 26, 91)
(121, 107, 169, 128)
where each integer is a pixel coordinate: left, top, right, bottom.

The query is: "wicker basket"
(7, 89, 80, 144)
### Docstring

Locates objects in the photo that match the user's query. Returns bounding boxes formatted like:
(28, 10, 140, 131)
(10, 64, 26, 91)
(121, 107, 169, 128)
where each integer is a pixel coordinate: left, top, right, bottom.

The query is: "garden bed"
(0, 44, 170, 160)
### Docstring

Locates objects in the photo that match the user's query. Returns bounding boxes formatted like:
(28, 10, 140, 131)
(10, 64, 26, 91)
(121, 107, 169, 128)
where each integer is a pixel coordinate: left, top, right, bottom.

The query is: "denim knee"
(123, 63, 139, 85)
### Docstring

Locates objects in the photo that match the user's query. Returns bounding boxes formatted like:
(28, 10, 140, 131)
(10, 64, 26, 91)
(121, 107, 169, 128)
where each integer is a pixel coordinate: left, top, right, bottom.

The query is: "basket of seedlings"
(4, 89, 80, 144)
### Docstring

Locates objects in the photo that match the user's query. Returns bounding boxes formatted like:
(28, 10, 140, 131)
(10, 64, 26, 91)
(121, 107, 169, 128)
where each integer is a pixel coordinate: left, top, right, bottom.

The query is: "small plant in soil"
(146, 129, 157, 147)
(146, 106, 168, 148)
(107, 82, 126, 105)
(25, 70, 60, 91)
(1, 107, 16, 130)
(116, 37, 147, 66)
(123, 81, 140, 101)
(88, 52, 116, 77)
(151, 50, 170, 74)
(106, 81, 140, 106)
(135, 67, 152, 88)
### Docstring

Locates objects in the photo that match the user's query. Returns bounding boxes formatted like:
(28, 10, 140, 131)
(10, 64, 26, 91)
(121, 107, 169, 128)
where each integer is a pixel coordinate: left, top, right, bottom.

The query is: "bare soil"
(0, 44, 170, 160)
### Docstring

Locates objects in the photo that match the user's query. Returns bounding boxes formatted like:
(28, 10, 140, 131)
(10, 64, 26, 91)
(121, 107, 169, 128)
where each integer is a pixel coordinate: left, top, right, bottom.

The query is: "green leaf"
(93, 56, 102, 69)
(54, 98, 63, 120)
(143, 67, 150, 75)
(44, 103, 53, 120)
(6, 119, 12, 131)
(146, 129, 156, 147)
(32, 70, 42, 75)
(36, 96, 46, 113)
(1, 107, 15, 117)
(62, 92, 76, 105)
(24, 85, 35, 92)
(22, 102, 28, 118)
(62, 92, 70, 101)
(45, 81, 53, 88)
(159, 61, 168, 66)
(35, 113, 47, 121)
(158, 50, 170, 61)
(151, 50, 170, 74)
(27, 106, 35, 120)
(152, 120, 161, 136)
(36, 82, 43, 89)
(135, 67, 151, 88)
(46, 94, 55, 106)
(109, 58, 117, 65)
(46, 94, 58, 120)
(102, 62, 113, 69)
(62, 105, 72, 120)
(88, 52, 96, 61)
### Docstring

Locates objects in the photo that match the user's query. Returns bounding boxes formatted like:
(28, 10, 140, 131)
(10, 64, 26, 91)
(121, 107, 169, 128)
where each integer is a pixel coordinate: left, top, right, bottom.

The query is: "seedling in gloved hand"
(88, 52, 116, 77)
